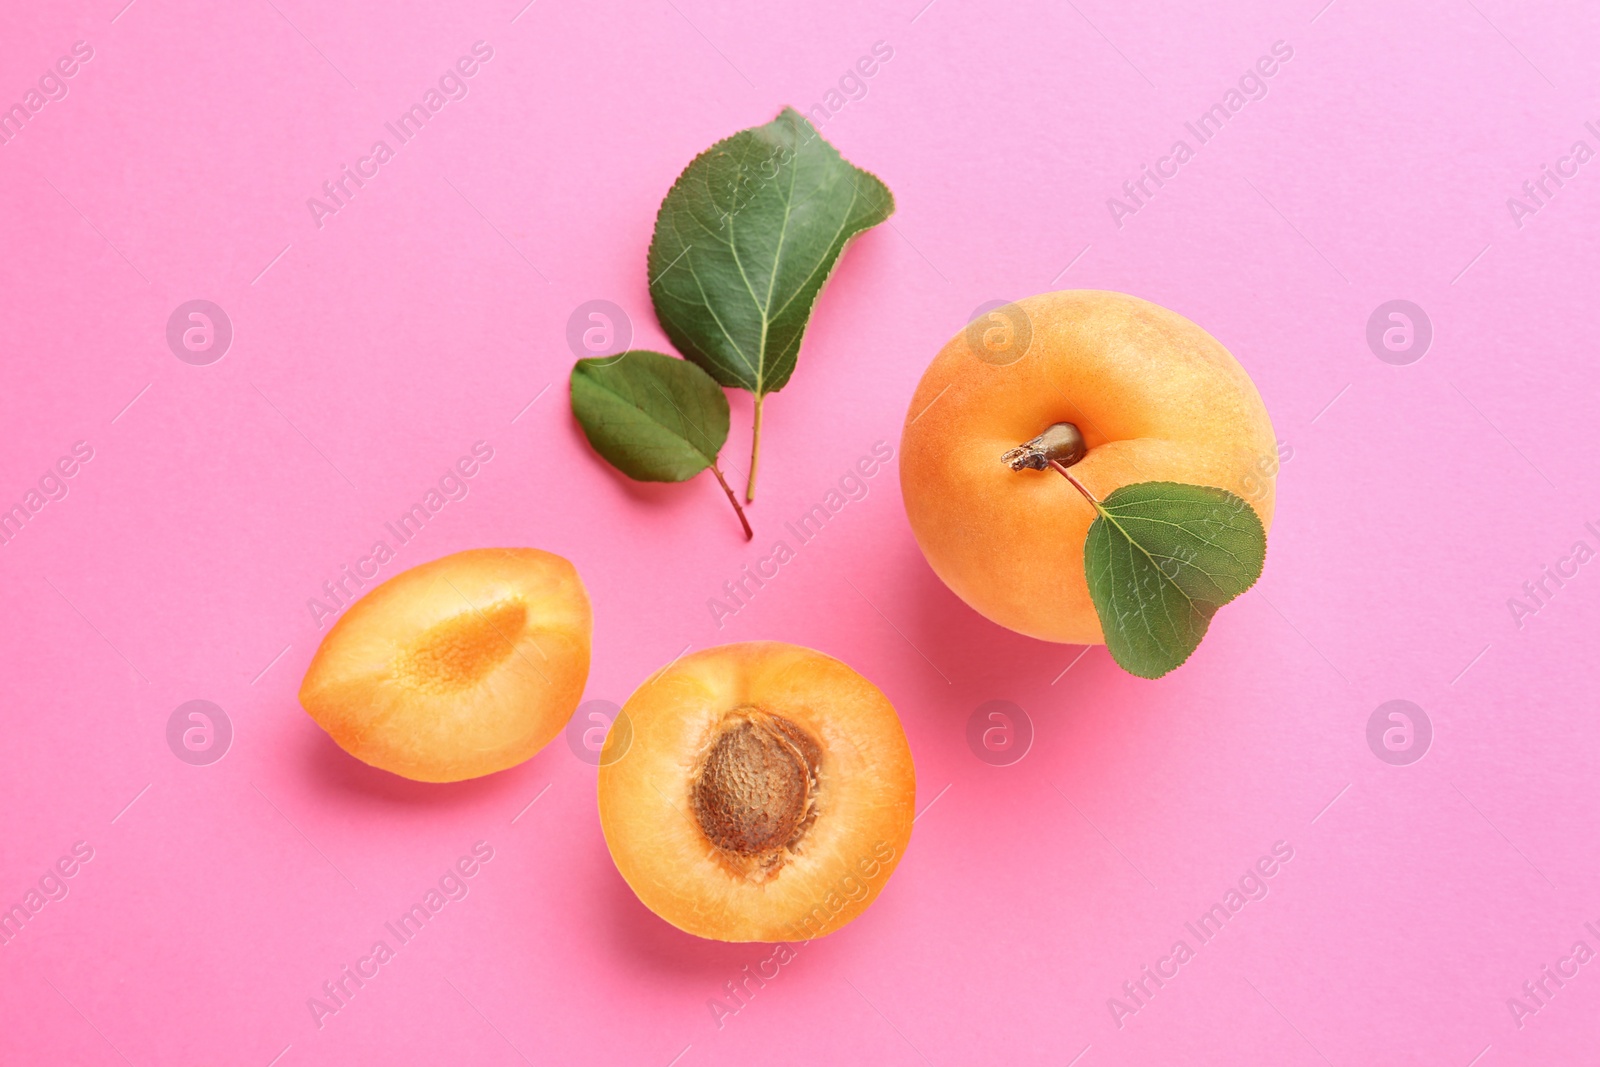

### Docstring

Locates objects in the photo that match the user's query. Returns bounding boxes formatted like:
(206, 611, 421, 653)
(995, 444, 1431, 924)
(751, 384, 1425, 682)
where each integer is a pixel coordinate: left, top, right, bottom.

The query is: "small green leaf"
(1083, 482, 1267, 679)
(569, 350, 729, 482)
(647, 107, 894, 398)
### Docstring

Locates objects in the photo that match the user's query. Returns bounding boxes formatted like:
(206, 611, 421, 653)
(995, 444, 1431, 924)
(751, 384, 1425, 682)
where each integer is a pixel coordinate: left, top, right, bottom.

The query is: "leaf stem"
(1049, 459, 1101, 509)
(711, 463, 754, 540)
(745, 394, 765, 503)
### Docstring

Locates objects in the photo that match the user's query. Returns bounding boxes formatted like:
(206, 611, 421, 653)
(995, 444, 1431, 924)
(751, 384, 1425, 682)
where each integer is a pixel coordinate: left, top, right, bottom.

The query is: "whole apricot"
(900, 290, 1277, 644)
(299, 548, 592, 782)
(598, 642, 915, 942)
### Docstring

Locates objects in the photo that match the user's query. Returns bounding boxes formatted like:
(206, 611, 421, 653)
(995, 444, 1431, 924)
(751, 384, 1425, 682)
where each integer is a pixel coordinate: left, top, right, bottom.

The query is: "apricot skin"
(299, 548, 592, 783)
(598, 642, 915, 943)
(900, 290, 1277, 645)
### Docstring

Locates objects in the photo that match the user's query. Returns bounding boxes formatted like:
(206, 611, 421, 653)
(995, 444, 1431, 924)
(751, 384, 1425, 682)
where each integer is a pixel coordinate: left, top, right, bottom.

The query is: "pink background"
(2, 0, 1597, 1063)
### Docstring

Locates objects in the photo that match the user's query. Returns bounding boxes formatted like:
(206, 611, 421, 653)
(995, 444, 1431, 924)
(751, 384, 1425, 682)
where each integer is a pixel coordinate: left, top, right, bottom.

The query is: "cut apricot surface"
(598, 642, 915, 942)
(299, 548, 592, 782)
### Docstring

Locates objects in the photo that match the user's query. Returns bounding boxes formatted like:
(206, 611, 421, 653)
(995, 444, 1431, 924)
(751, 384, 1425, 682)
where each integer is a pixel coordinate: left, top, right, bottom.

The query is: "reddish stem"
(1049, 459, 1100, 508)
(711, 464, 754, 540)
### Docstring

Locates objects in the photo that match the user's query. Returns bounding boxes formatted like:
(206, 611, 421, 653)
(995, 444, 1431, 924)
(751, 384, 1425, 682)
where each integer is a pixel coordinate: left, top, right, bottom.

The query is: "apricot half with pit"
(598, 642, 915, 942)
(299, 548, 592, 782)
(900, 289, 1277, 644)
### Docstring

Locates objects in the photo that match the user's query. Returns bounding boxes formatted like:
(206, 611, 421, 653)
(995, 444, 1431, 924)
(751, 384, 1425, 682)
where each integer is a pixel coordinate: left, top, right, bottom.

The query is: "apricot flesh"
(900, 290, 1277, 645)
(598, 642, 915, 942)
(299, 548, 592, 782)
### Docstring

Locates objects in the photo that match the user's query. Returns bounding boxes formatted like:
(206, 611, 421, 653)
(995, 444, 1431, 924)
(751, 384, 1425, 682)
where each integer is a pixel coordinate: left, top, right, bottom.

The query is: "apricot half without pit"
(299, 548, 592, 782)
(900, 289, 1278, 645)
(598, 642, 915, 942)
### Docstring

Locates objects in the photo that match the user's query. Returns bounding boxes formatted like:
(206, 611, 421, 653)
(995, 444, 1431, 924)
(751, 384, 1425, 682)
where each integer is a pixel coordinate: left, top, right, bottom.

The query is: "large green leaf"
(569, 351, 729, 482)
(1083, 482, 1267, 679)
(646, 106, 894, 397)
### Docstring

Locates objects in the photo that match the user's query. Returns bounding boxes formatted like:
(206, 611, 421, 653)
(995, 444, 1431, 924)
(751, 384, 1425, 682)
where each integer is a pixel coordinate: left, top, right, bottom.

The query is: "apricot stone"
(299, 548, 592, 782)
(900, 290, 1277, 645)
(598, 642, 915, 942)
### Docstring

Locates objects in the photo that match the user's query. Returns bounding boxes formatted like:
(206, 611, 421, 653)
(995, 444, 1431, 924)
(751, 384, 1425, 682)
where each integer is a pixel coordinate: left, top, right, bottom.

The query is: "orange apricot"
(598, 642, 915, 942)
(900, 290, 1277, 644)
(299, 548, 592, 782)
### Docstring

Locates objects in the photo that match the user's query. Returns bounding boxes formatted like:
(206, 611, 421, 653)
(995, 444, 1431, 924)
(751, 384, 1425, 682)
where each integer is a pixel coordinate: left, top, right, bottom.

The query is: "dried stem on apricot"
(1004, 421, 1099, 510)
(1001, 421, 1087, 472)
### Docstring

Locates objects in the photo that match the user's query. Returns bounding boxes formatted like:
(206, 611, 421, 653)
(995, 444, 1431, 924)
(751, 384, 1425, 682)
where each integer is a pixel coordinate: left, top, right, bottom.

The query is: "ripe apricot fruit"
(299, 548, 592, 782)
(900, 290, 1277, 644)
(598, 642, 915, 942)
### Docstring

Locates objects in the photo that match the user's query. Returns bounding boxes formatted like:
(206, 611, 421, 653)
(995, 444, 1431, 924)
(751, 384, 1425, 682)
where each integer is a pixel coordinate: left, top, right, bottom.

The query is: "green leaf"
(1083, 482, 1267, 679)
(569, 350, 730, 482)
(646, 106, 894, 397)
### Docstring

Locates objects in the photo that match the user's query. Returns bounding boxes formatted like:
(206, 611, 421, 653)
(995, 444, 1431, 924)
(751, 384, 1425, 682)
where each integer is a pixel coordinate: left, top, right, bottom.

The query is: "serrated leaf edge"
(1086, 482, 1267, 680)
(644, 106, 895, 397)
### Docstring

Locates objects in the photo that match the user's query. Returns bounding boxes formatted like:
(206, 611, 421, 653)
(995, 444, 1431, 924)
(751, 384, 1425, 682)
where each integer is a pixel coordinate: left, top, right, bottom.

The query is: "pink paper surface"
(3, 0, 1597, 1063)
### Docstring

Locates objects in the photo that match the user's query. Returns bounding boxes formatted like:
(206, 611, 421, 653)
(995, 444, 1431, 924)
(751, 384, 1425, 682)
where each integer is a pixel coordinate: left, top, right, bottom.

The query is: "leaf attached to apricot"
(1082, 482, 1267, 679)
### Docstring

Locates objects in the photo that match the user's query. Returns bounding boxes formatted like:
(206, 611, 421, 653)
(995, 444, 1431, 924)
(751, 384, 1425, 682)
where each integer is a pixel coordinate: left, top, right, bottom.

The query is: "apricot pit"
(599, 642, 915, 942)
